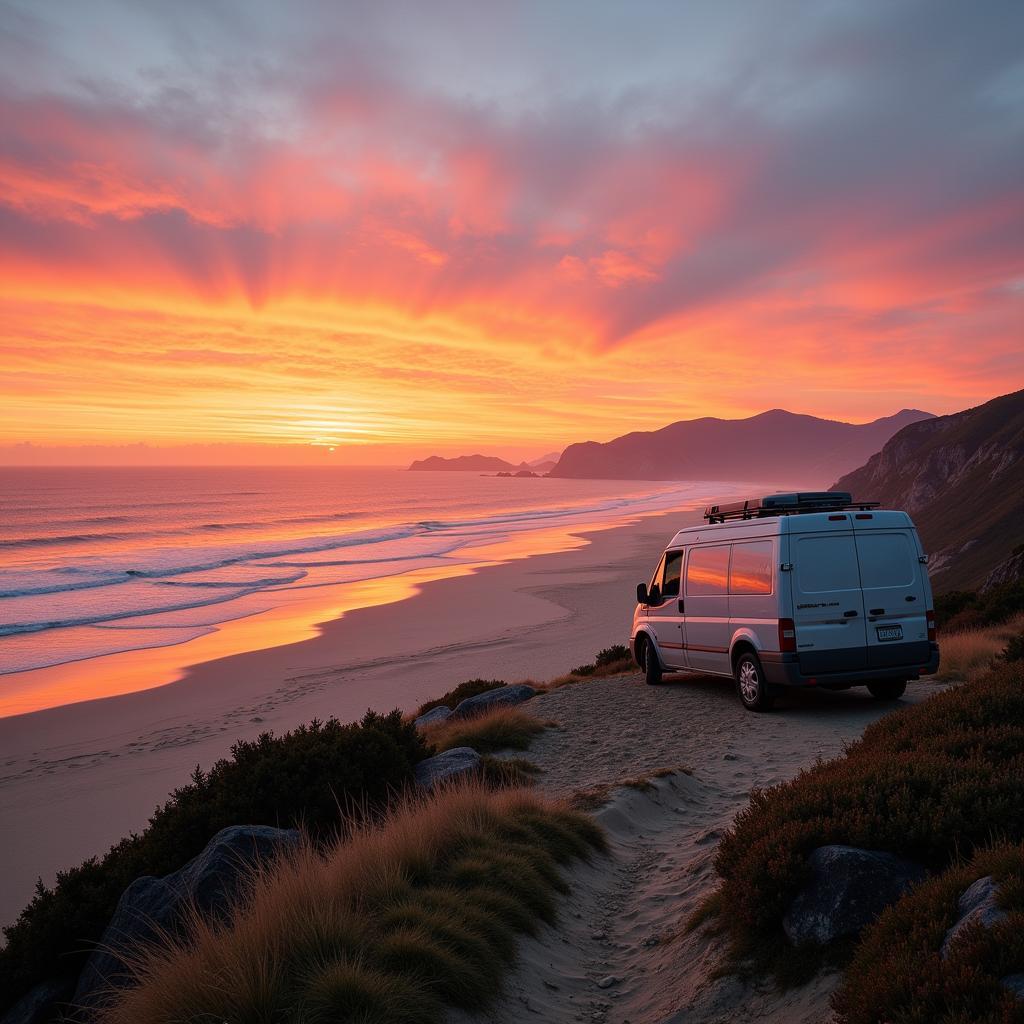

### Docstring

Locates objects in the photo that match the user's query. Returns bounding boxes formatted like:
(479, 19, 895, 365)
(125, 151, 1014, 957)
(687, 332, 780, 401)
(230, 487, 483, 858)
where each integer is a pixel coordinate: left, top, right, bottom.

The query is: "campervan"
(630, 492, 940, 710)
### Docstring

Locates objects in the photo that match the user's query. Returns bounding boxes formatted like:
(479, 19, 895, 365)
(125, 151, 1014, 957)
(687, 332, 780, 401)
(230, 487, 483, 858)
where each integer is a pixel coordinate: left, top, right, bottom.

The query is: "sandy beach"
(0, 507, 697, 929)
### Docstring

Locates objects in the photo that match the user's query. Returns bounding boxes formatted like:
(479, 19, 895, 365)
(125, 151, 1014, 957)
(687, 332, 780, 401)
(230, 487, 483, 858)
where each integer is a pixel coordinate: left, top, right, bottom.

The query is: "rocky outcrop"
(835, 389, 1024, 590)
(72, 825, 300, 1013)
(413, 747, 482, 789)
(451, 684, 536, 720)
(941, 876, 1007, 959)
(414, 705, 453, 728)
(982, 549, 1024, 592)
(782, 845, 926, 946)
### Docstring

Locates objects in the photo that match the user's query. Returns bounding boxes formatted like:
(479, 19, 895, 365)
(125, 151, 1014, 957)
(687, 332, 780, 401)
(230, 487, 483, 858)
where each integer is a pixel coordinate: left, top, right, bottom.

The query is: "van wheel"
(735, 651, 773, 711)
(639, 637, 663, 686)
(867, 680, 907, 701)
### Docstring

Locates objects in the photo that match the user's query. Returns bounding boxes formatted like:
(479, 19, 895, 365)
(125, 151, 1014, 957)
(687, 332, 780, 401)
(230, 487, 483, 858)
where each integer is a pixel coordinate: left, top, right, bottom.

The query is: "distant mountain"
(529, 452, 561, 468)
(548, 409, 933, 482)
(834, 390, 1024, 591)
(408, 454, 532, 473)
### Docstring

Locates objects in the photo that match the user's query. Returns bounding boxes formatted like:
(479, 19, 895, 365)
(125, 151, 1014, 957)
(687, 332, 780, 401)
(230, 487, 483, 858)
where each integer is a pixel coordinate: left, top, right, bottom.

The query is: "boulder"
(414, 705, 453, 728)
(450, 684, 536, 720)
(941, 876, 1007, 959)
(73, 825, 299, 1013)
(1001, 974, 1024, 1000)
(414, 747, 481, 789)
(782, 845, 926, 946)
(0, 977, 74, 1024)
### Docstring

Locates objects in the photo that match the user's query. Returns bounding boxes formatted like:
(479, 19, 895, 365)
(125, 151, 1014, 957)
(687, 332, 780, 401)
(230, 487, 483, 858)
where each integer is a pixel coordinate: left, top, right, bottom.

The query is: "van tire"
(639, 637, 663, 686)
(867, 679, 907, 701)
(734, 650, 773, 711)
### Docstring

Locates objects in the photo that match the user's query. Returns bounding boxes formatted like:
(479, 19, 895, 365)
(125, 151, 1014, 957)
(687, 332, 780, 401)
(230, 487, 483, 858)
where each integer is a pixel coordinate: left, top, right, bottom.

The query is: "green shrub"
(709, 661, 1024, 966)
(595, 644, 630, 667)
(834, 843, 1024, 1024)
(569, 662, 597, 676)
(415, 679, 505, 717)
(936, 580, 1024, 633)
(0, 710, 428, 1012)
(1002, 633, 1024, 663)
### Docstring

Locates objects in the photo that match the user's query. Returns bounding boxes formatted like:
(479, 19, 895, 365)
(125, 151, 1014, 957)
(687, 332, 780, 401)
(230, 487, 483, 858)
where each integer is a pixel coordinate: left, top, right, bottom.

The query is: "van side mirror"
(636, 582, 649, 604)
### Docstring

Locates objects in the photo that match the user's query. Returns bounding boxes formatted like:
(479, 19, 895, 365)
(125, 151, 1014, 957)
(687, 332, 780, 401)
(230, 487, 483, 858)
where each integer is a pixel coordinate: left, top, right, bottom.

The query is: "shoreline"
(0, 506, 696, 928)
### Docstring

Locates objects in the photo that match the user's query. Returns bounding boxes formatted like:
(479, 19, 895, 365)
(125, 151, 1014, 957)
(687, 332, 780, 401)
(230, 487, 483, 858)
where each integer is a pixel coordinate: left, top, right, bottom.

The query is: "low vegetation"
(572, 765, 691, 811)
(935, 577, 1024, 633)
(98, 784, 605, 1024)
(415, 679, 504, 717)
(705, 660, 1024, 977)
(0, 712, 428, 1010)
(421, 705, 550, 755)
(934, 613, 1024, 681)
(834, 843, 1024, 1024)
(545, 644, 635, 689)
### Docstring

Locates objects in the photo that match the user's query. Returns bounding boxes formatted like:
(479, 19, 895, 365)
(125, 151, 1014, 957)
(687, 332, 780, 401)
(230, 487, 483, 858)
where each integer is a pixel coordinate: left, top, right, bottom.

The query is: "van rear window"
(796, 535, 860, 593)
(730, 541, 773, 595)
(686, 545, 729, 595)
(857, 532, 915, 588)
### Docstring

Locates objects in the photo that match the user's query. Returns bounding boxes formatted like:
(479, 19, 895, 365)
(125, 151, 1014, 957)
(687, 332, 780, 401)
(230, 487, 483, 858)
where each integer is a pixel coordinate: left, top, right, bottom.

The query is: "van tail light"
(926, 609, 936, 643)
(778, 618, 797, 653)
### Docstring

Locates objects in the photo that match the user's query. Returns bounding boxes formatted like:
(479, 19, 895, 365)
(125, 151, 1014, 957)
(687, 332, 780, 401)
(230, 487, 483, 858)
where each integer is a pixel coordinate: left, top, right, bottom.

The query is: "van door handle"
(870, 608, 885, 616)
(678, 599, 685, 614)
(843, 610, 858, 617)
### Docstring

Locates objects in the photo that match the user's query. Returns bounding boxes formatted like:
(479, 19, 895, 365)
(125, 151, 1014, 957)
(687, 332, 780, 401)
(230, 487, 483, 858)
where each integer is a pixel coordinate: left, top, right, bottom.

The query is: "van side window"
(649, 554, 666, 595)
(730, 541, 773, 595)
(662, 550, 683, 599)
(686, 545, 729, 596)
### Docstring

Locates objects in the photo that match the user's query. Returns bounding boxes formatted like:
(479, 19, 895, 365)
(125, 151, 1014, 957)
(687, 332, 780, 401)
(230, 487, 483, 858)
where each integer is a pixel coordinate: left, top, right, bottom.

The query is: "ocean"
(0, 466, 710, 680)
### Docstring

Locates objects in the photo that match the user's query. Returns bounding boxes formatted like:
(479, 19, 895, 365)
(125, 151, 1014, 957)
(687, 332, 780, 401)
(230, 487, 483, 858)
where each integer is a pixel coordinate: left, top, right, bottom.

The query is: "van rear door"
(792, 531, 868, 673)
(853, 523, 931, 669)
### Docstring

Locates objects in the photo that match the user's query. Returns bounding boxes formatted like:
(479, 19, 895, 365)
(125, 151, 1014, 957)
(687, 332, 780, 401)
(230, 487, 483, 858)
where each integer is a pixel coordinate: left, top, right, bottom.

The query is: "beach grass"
(421, 705, 551, 754)
(97, 783, 605, 1024)
(933, 613, 1024, 681)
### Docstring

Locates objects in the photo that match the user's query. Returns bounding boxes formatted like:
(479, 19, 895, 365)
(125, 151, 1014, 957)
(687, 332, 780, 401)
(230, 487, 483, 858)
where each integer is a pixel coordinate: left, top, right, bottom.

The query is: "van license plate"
(876, 625, 903, 642)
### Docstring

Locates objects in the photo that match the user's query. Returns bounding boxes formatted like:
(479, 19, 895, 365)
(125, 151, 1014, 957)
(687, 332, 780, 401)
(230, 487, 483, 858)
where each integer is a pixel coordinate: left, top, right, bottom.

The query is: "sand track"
(460, 672, 941, 1024)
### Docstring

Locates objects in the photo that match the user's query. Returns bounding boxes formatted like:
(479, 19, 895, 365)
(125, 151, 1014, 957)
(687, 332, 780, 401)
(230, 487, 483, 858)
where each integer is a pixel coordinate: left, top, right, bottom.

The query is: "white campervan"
(630, 492, 940, 710)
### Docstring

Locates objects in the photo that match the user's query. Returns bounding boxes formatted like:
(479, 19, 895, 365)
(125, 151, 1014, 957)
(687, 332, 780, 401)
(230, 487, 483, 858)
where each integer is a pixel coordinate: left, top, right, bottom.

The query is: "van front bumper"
(760, 644, 940, 689)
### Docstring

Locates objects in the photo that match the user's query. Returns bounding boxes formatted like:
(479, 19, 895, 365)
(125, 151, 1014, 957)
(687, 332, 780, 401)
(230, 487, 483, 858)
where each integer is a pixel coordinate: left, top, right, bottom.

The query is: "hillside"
(834, 390, 1024, 590)
(548, 409, 932, 482)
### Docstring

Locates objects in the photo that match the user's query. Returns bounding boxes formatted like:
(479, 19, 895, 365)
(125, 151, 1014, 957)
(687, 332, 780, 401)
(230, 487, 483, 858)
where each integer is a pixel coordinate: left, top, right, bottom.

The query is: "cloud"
(0, 0, 1022, 448)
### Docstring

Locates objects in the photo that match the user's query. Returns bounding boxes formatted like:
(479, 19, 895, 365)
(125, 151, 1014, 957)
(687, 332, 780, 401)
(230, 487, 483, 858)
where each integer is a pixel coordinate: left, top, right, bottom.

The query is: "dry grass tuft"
(571, 765, 692, 810)
(98, 783, 604, 1024)
(541, 657, 636, 691)
(934, 613, 1024, 681)
(421, 705, 552, 754)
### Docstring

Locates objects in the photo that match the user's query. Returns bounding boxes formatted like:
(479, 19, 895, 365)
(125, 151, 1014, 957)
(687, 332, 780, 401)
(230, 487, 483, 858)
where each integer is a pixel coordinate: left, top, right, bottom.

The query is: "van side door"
(791, 531, 868, 673)
(647, 549, 686, 668)
(683, 544, 731, 674)
(853, 526, 931, 669)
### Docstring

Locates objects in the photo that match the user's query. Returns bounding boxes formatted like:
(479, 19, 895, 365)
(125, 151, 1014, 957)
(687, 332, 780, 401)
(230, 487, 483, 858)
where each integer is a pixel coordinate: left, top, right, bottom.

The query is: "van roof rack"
(703, 491, 880, 524)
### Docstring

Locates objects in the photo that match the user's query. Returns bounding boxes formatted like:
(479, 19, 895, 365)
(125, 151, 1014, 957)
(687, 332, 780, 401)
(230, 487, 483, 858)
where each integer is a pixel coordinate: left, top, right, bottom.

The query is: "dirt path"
(459, 672, 942, 1024)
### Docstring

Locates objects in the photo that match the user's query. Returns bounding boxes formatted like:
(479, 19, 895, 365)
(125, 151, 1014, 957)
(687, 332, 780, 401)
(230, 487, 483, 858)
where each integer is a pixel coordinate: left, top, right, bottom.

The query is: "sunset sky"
(1, 0, 1022, 464)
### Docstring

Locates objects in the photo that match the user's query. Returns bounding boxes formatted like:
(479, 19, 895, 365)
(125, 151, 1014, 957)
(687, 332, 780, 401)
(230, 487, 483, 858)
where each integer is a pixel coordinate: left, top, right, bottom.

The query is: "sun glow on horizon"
(1, 1, 1022, 462)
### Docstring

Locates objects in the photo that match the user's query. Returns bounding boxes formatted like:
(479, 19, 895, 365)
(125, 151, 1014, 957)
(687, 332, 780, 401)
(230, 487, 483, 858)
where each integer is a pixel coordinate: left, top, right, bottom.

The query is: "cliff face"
(548, 408, 933, 483)
(835, 390, 1024, 591)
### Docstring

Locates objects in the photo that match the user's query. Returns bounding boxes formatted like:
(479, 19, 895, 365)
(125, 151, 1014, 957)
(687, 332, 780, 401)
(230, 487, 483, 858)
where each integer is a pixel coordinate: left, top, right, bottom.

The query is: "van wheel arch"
(731, 640, 757, 670)
(637, 633, 663, 686)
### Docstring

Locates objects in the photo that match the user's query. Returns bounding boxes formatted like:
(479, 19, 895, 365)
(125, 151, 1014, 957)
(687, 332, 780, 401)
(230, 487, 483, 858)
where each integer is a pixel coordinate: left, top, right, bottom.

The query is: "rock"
(941, 876, 1007, 959)
(1001, 974, 1024, 1000)
(73, 825, 300, 1013)
(413, 747, 481, 789)
(414, 705, 453, 728)
(782, 845, 926, 946)
(0, 977, 74, 1024)
(450, 684, 536, 720)
(596, 975, 620, 989)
